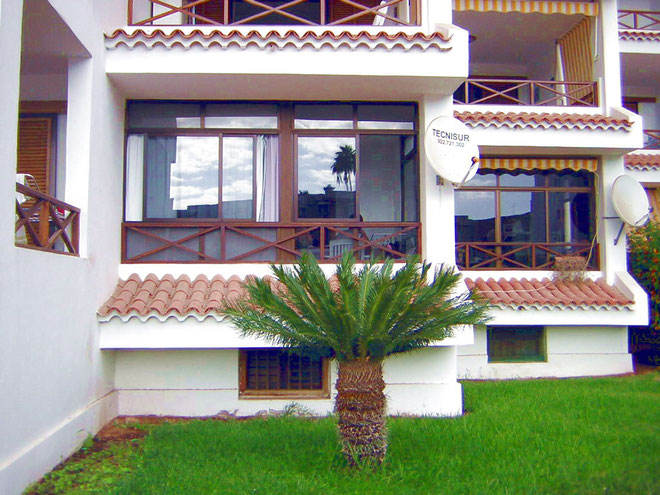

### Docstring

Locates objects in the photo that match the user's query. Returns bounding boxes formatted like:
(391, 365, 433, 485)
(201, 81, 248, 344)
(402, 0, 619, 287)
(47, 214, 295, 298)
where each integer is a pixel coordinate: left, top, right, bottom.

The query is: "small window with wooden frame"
(239, 348, 330, 398)
(487, 326, 546, 363)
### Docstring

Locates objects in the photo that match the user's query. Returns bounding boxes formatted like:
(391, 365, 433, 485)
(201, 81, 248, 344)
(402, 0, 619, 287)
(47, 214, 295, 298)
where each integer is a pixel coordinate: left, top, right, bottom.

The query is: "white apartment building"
(1, 0, 657, 492)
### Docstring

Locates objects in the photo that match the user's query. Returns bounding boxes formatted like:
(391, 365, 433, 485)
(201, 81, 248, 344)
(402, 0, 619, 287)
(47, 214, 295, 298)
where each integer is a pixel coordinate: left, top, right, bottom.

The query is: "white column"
(597, 0, 623, 112)
(0, 0, 24, 250)
(420, 96, 457, 266)
(598, 155, 628, 283)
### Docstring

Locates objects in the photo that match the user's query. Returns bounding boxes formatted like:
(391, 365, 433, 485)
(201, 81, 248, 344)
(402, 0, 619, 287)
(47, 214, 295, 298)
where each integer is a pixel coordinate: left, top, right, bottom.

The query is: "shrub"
(628, 221, 660, 365)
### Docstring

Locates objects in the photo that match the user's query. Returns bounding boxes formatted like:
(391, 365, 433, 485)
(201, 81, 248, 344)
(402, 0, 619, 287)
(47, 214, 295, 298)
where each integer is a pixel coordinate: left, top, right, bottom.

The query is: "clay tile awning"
(99, 274, 273, 322)
(624, 153, 660, 170)
(465, 277, 633, 310)
(454, 111, 632, 132)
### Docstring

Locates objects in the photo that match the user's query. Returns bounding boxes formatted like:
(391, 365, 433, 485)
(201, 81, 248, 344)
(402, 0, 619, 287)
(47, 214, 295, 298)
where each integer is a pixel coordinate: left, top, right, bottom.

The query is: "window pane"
(499, 172, 543, 187)
(128, 102, 201, 129)
(501, 191, 545, 242)
(297, 137, 356, 219)
(357, 104, 415, 130)
(223, 137, 254, 219)
(548, 192, 593, 243)
(205, 103, 278, 129)
(231, 0, 321, 25)
(455, 190, 496, 242)
(294, 104, 353, 129)
(488, 327, 545, 362)
(245, 349, 323, 391)
(546, 170, 592, 187)
(145, 136, 219, 219)
(466, 171, 497, 187)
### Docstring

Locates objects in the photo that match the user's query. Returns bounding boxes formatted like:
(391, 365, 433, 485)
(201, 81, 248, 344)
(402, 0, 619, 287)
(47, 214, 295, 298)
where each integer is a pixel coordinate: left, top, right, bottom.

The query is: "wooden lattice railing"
(618, 10, 660, 30)
(15, 183, 80, 256)
(456, 242, 597, 270)
(643, 129, 660, 150)
(123, 220, 420, 263)
(453, 79, 598, 107)
(128, 0, 418, 26)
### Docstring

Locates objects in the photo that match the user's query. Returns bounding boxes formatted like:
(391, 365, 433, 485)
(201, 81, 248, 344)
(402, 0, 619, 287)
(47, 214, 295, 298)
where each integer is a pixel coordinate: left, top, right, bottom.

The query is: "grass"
(27, 372, 660, 495)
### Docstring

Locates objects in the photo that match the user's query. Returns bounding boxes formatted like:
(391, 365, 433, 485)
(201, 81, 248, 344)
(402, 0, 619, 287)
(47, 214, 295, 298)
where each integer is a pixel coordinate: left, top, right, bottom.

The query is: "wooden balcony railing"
(128, 0, 418, 26)
(122, 220, 420, 263)
(453, 79, 598, 107)
(456, 242, 597, 270)
(15, 183, 80, 256)
(618, 10, 660, 30)
(643, 129, 660, 150)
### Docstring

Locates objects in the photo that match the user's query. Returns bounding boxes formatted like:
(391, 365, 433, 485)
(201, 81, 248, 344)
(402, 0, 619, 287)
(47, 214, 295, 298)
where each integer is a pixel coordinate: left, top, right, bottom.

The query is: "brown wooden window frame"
(238, 348, 331, 399)
(487, 326, 546, 363)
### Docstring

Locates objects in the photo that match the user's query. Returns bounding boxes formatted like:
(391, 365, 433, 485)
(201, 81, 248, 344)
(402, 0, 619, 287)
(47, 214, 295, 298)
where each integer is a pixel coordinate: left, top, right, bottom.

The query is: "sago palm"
(223, 252, 489, 466)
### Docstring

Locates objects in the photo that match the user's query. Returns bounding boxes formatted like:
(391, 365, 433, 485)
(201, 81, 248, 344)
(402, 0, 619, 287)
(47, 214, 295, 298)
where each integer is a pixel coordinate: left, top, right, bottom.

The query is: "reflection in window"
(223, 137, 254, 219)
(294, 104, 353, 130)
(146, 136, 219, 219)
(297, 137, 356, 219)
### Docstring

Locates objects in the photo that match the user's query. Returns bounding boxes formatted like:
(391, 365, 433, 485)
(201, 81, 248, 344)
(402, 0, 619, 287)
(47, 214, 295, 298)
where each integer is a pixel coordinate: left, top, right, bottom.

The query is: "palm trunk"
(334, 357, 387, 466)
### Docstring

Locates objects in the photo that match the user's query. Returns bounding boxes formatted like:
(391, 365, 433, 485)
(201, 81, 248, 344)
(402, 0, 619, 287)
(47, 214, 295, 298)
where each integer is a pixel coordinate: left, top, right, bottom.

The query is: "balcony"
(122, 220, 420, 263)
(643, 129, 660, 149)
(128, 0, 419, 26)
(15, 183, 80, 256)
(453, 79, 598, 107)
(456, 242, 598, 270)
(618, 10, 660, 31)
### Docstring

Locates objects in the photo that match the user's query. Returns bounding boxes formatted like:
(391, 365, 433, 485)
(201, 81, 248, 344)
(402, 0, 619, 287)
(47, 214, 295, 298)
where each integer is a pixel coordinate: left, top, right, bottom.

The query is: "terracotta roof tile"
(465, 277, 633, 310)
(105, 28, 452, 52)
(619, 29, 660, 42)
(454, 111, 632, 132)
(624, 153, 660, 169)
(99, 273, 349, 321)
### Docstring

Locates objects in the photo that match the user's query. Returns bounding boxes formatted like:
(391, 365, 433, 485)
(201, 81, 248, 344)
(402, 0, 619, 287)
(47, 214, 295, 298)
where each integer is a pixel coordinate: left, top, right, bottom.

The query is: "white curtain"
(256, 135, 279, 222)
(125, 134, 145, 221)
(145, 137, 177, 219)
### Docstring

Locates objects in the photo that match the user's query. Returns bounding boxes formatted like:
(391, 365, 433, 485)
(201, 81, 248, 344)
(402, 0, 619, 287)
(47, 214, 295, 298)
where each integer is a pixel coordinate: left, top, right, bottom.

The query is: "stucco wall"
(113, 347, 463, 417)
(457, 325, 633, 379)
(0, 1, 125, 493)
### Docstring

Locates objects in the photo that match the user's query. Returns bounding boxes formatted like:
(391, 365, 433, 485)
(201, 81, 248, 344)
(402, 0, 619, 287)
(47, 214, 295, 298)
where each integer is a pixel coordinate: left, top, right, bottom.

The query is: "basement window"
(239, 349, 330, 398)
(487, 326, 546, 363)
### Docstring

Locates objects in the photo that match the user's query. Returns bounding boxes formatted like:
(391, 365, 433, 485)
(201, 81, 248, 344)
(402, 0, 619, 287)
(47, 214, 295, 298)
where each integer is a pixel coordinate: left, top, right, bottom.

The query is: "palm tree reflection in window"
(332, 144, 356, 192)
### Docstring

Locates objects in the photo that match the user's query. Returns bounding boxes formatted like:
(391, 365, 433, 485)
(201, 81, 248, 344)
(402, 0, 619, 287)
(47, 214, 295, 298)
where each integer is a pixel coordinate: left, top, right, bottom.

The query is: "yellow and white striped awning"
(480, 157, 598, 172)
(453, 0, 598, 16)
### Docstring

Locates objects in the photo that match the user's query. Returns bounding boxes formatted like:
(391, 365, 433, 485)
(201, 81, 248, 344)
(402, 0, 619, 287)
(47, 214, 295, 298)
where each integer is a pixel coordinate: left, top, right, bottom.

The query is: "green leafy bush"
(628, 221, 660, 365)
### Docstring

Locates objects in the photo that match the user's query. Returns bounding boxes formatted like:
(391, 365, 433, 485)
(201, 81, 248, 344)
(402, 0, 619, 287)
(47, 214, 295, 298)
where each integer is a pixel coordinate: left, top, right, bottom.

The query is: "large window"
(487, 326, 546, 363)
(455, 168, 595, 270)
(239, 349, 330, 398)
(123, 101, 420, 263)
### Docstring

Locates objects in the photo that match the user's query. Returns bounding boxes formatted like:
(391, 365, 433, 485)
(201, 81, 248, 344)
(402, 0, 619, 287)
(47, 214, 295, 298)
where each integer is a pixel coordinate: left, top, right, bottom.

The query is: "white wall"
(114, 347, 463, 417)
(0, 1, 126, 493)
(457, 325, 632, 379)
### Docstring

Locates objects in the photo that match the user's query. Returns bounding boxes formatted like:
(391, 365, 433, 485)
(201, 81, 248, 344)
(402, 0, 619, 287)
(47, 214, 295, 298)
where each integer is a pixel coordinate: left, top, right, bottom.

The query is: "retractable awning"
(480, 157, 598, 172)
(453, 0, 598, 16)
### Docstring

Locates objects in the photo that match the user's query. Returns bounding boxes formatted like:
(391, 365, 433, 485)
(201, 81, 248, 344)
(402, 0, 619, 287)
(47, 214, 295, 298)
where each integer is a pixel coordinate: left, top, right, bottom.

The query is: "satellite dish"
(611, 175, 651, 227)
(424, 116, 480, 186)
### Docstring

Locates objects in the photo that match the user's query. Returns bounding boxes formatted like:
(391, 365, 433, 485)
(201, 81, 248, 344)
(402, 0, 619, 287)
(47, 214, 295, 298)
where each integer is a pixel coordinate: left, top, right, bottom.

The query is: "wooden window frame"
(124, 101, 420, 225)
(238, 348, 331, 399)
(456, 168, 595, 246)
(487, 326, 546, 363)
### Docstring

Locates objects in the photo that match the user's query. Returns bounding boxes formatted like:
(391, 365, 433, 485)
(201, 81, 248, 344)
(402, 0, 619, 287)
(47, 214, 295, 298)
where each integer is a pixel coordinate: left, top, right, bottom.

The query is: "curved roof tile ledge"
(465, 277, 634, 311)
(619, 30, 660, 42)
(625, 153, 660, 170)
(105, 28, 453, 52)
(454, 111, 633, 132)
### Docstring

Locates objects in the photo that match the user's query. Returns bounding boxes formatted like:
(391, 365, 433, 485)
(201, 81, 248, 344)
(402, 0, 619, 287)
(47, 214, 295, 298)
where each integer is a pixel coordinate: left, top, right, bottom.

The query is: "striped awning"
(480, 157, 598, 172)
(646, 188, 660, 223)
(453, 0, 598, 16)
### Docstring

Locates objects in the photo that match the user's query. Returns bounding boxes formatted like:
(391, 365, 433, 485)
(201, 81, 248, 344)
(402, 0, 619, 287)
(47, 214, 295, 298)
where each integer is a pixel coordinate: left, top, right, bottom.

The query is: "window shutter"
(190, 0, 225, 24)
(329, 0, 380, 24)
(17, 117, 52, 195)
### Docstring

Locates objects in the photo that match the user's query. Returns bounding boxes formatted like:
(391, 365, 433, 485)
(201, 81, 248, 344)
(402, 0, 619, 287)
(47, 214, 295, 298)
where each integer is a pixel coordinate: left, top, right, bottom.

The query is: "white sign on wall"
(424, 116, 480, 186)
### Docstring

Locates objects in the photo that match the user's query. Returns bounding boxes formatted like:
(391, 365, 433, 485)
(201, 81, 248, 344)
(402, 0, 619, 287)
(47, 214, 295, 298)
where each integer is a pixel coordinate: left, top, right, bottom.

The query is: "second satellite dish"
(611, 175, 651, 227)
(424, 116, 480, 186)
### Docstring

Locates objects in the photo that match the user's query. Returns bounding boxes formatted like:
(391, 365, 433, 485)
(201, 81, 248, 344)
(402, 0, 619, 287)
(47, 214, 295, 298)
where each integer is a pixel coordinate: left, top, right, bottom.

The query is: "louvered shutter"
(17, 117, 52, 194)
(196, 0, 225, 24)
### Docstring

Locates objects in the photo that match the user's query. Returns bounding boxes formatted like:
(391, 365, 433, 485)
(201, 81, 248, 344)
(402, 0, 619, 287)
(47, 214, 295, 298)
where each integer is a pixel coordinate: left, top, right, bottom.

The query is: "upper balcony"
(452, 2, 600, 112)
(127, 0, 419, 27)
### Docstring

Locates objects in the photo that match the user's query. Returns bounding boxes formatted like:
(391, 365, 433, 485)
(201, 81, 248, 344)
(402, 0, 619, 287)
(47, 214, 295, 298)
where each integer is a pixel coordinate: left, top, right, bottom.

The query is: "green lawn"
(28, 372, 660, 495)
